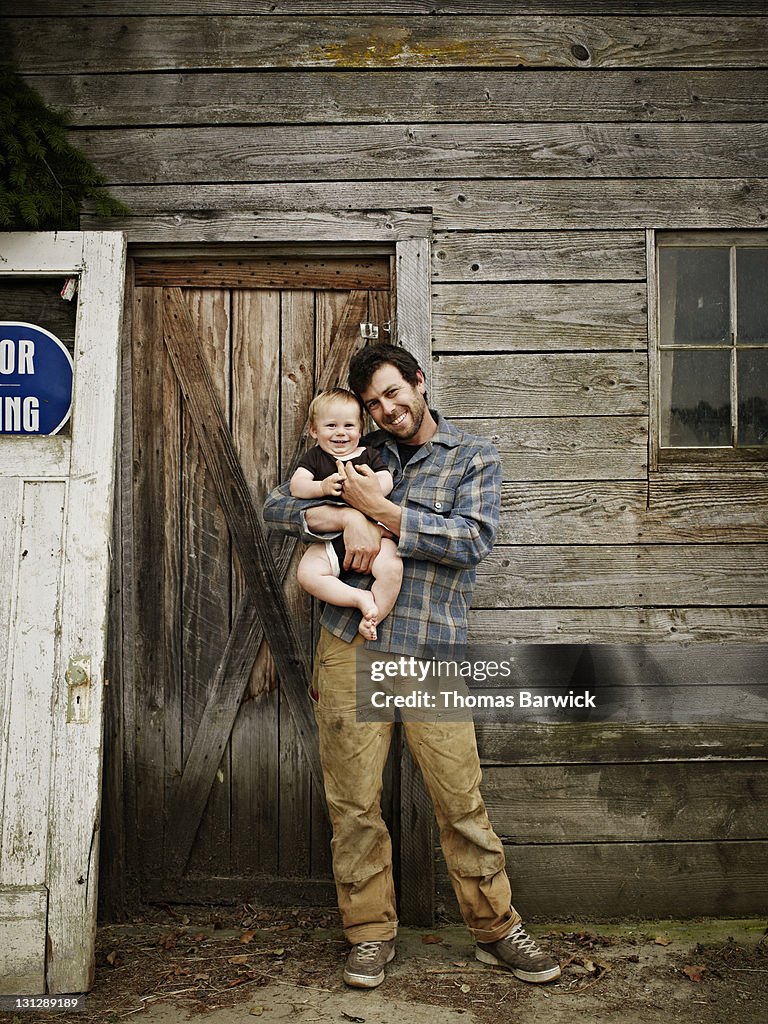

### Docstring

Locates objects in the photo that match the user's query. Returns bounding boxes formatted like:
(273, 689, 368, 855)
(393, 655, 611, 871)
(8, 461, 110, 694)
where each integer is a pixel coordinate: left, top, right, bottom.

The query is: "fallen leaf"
(460, 983, 471, 993)
(272, 947, 285, 956)
(452, 960, 469, 968)
(240, 930, 257, 944)
(105, 950, 121, 967)
(229, 954, 250, 965)
(683, 964, 707, 982)
(422, 934, 443, 944)
(341, 1014, 365, 1023)
(181, 914, 190, 925)
(583, 959, 596, 974)
(249, 1009, 264, 1017)
(193, 932, 206, 942)
(226, 976, 254, 989)
(654, 934, 672, 946)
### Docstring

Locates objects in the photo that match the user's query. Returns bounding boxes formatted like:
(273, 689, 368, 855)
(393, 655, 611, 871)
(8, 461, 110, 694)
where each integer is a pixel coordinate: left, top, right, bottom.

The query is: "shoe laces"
(355, 940, 384, 962)
(504, 924, 543, 957)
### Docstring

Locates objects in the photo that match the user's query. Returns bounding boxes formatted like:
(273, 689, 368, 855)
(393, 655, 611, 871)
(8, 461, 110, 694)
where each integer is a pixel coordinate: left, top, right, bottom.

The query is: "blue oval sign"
(0, 322, 74, 435)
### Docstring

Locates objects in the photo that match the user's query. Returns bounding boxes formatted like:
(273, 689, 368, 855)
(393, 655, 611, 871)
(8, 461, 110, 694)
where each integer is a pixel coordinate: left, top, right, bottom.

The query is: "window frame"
(648, 229, 768, 471)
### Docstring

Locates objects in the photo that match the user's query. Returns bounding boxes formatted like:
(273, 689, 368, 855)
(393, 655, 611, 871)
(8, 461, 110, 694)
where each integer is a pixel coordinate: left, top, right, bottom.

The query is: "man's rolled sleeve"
(262, 482, 342, 545)
(396, 447, 501, 568)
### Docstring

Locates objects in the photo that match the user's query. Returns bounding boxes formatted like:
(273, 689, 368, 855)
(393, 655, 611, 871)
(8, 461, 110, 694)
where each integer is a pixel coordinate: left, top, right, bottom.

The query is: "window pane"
(737, 248, 768, 343)
(660, 349, 730, 446)
(658, 247, 730, 344)
(737, 350, 768, 446)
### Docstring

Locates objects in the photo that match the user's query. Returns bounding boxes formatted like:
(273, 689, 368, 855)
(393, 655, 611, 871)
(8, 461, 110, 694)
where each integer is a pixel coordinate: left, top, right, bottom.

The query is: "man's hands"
(341, 509, 383, 574)
(335, 460, 383, 514)
(336, 460, 402, 538)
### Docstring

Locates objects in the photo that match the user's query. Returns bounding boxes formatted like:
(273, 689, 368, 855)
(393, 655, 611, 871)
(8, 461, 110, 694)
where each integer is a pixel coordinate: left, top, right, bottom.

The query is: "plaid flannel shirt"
(262, 412, 501, 657)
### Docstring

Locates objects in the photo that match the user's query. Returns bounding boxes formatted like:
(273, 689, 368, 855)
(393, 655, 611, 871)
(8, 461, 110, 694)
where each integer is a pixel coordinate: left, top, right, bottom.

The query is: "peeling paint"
(314, 27, 481, 69)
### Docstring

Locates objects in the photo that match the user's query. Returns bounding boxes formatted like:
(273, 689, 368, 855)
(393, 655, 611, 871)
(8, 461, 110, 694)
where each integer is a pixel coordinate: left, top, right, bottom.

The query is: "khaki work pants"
(311, 627, 522, 945)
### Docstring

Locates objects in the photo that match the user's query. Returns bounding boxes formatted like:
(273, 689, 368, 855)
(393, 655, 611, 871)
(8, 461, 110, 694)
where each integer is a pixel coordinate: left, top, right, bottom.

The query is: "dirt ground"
(2, 906, 767, 1024)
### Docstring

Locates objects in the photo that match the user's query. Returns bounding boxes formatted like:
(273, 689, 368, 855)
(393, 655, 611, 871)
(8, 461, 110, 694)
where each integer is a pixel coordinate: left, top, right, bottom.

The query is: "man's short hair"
(308, 387, 364, 425)
(348, 343, 421, 397)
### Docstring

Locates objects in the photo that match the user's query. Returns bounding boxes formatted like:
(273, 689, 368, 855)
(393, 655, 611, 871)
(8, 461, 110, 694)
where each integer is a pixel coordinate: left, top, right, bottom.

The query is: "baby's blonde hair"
(308, 387, 364, 425)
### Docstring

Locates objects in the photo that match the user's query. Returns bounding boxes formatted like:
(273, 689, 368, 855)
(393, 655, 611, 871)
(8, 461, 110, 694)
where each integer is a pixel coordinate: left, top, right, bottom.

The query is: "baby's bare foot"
(358, 615, 378, 641)
(357, 597, 378, 640)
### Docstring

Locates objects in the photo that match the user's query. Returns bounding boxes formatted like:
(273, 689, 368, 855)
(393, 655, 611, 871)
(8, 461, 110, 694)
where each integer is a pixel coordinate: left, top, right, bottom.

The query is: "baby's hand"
(321, 472, 344, 497)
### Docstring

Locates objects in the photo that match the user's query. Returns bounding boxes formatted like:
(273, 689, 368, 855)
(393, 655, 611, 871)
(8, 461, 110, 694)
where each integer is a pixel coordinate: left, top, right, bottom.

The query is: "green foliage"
(0, 64, 129, 230)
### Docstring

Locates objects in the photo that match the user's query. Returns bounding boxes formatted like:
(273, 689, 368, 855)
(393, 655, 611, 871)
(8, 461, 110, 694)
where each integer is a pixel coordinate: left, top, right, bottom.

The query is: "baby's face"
(309, 398, 363, 458)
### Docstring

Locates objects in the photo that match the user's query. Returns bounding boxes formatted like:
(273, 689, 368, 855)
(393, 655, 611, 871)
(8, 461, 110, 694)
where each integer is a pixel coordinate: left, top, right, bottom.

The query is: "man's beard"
(388, 397, 425, 441)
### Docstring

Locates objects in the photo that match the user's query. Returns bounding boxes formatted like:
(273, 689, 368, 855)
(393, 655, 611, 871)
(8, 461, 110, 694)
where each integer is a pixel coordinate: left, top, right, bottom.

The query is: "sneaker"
(476, 924, 561, 983)
(343, 939, 396, 988)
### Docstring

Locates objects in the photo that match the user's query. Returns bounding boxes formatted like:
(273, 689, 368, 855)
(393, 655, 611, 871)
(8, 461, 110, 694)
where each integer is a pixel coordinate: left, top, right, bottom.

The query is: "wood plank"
(161, 297, 184, 875)
(433, 282, 647, 352)
(0, 438, 70, 478)
(474, 720, 768, 765)
(0, 888, 47, 995)
(45, 230, 125, 993)
(459, 643, 767, 694)
(231, 287, 281, 877)
(0, 479, 18, 782)
(457, 416, 648, 482)
(68, 123, 768, 182)
(9, 17, 768, 72)
(433, 353, 648, 417)
(134, 256, 390, 290)
(130, 286, 167, 884)
(179, 288, 232, 879)
(102, 440, 126, 921)
(0, 481, 65, 886)
(0, 231, 85, 273)
(30, 69, 768, 126)
(433, 231, 645, 282)
(436, 841, 768, 919)
(18, 2, 768, 16)
(497, 480, 768, 544)
(396, 236, 432, 389)
(91, 178, 768, 232)
(468, 607, 768, 644)
(475, 544, 768, 608)
(278, 288, 316, 878)
(102, 259, 140, 919)
(481, 762, 768, 843)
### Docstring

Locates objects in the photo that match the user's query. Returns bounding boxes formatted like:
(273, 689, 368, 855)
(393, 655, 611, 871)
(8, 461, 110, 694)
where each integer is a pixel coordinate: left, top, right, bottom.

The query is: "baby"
(290, 388, 403, 641)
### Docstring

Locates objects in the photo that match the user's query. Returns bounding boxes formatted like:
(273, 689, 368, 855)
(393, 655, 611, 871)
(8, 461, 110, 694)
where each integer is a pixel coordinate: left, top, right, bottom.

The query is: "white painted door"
(0, 233, 125, 994)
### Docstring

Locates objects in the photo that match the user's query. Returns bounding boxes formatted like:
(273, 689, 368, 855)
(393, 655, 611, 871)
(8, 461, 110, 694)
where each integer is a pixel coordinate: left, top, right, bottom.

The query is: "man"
(262, 344, 560, 989)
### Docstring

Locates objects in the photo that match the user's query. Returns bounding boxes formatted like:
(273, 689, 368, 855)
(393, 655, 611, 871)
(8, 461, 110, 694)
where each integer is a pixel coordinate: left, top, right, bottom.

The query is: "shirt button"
(435, 501, 442, 510)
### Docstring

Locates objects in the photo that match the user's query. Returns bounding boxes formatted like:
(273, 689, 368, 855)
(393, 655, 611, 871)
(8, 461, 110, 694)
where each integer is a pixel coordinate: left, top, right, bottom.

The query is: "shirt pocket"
(405, 481, 456, 516)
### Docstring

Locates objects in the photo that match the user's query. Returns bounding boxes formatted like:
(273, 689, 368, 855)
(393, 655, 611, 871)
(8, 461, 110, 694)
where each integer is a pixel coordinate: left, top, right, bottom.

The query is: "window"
(652, 232, 768, 466)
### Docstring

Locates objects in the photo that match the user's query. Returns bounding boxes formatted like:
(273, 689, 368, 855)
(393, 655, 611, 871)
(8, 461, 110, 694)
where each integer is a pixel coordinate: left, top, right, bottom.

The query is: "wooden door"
(0, 233, 125, 993)
(126, 255, 392, 901)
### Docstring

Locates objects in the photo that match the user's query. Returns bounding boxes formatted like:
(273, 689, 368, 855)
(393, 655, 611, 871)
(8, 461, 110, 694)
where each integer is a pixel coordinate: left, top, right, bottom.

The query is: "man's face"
(359, 364, 430, 443)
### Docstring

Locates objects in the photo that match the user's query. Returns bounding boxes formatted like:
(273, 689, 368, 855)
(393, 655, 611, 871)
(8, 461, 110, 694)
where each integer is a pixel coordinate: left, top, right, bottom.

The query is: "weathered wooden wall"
(7, 2, 768, 920)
